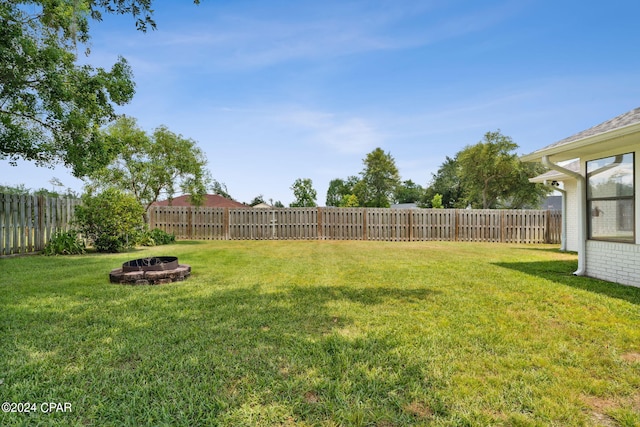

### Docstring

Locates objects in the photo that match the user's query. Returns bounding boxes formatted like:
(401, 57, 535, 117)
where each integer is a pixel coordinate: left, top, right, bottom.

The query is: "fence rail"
(0, 193, 79, 256)
(149, 206, 562, 244)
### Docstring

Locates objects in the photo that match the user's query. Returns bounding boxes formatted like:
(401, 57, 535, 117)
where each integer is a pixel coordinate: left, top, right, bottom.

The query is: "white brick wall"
(586, 240, 640, 287)
(563, 181, 580, 252)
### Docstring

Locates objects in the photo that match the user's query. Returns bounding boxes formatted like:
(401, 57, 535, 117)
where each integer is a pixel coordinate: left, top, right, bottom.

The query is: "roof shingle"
(538, 107, 640, 152)
(151, 194, 247, 208)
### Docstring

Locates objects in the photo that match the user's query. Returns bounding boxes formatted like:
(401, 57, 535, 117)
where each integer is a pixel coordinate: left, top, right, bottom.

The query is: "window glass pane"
(587, 153, 634, 198)
(589, 199, 634, 241)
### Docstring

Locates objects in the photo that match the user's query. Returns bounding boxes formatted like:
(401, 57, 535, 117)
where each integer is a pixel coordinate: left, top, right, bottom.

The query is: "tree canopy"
(422, 156, 464, 208)
(289, 178, 317, 208)
(359, 148, 400, 207)
(87, 116, 211, 218)
(426, 131, 549, 209)
(0, 1, 198, 176)
(325, 176, 359, 207)
(393, 179, 424, 204)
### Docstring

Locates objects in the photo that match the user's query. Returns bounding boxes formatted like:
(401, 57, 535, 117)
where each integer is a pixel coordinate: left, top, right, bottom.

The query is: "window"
(587, 153, 635, 242)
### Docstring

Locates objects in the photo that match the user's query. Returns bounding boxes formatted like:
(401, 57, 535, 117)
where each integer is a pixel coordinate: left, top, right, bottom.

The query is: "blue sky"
(3, 0, 640, 205)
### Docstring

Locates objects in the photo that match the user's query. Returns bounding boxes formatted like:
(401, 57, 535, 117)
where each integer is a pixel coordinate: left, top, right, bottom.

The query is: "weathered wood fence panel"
(0, 193, 79, 256)
(148, 206, 561, 244)
(0, 197, 565, 255)
(321, 208, 364, 240)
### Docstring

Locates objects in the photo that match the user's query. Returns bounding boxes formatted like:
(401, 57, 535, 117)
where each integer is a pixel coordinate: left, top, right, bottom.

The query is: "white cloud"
(275, 109, 382, 154)
(96, 1, 520, 71)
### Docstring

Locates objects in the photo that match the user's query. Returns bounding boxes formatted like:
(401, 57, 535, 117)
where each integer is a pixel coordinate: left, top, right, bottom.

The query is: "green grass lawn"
(1, 241, 639, 426)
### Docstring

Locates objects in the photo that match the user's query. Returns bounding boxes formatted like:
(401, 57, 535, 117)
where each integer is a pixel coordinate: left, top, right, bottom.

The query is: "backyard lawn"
(1, 241, 639, 426)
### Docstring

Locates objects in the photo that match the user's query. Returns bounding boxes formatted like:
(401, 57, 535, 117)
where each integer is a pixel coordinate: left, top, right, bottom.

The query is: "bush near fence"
(149, 206, 562, 244)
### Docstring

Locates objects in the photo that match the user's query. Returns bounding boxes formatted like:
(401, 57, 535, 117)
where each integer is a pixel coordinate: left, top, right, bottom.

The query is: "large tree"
(0, 1, 197, 176)
(393, 179, 424, 204)
(88, 116, 210, 219)
(457, 130, 548, 209)
(423, 156, 464, 208)
(290, 178, 317, 207)
(325, 176, 359, 207)
(359, 148, 400, 207)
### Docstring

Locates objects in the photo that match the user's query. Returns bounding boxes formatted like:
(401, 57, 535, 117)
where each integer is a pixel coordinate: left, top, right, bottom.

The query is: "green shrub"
(136, 228, 176, 246)
(43, 230, 85, 255)
(74, 188, 145, 252)
(136, 230, 157, 247)
(149, 228, 176, 245)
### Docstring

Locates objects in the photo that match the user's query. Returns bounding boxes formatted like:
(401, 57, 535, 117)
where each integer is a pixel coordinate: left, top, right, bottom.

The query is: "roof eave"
(521, 121, 640, 163)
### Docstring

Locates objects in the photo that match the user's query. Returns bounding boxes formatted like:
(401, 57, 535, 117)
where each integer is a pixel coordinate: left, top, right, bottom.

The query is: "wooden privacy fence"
(0, 193, 79, 256)
(149, 207, 562, 244)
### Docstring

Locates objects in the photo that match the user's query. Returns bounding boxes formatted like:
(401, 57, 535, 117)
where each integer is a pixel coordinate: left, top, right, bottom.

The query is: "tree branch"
(0, 108, 57, 132)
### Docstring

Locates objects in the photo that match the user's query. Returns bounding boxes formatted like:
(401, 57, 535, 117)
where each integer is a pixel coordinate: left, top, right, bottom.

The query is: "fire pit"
(110, 256, 191, 285)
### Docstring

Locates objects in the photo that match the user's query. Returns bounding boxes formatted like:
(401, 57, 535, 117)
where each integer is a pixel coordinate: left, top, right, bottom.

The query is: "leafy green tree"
(431, 193, 444, 209)
(290, 178, 317, 207)
(0, 183, 78, 198)
(0, 184, 30, 195)
(359, 148, 400, 207)
(340, 194, 359, 207)
(422, 156, 464, 208)
(0, 2, 136, 176)
(249, 195, 265, 206)
(1, 1, 200, 176)
(326, 177, 361, 206)
(457, 130, 549, 209)
(496, 161, 550, 209)
(74, 188, 145, 252)
(326, 179, 346, 207)
(87, 117, 211, 220)
(393, 180, 424, 204)
(212, 180, 233, 200)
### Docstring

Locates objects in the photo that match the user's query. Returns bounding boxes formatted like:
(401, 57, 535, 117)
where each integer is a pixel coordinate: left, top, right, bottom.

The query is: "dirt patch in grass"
(620, 352, 640, 363)
(403, 401, 433, 419)
(304, 391, 319, 404)
(584, 396, 618, 427)
(584, 392, 640, 426)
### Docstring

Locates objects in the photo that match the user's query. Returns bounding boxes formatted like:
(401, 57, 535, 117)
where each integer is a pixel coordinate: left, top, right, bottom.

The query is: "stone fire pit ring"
(110, 256, 191, 285)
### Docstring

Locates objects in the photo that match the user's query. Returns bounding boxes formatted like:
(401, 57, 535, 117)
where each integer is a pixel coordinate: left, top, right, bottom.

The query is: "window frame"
(586, 152, 635, 243)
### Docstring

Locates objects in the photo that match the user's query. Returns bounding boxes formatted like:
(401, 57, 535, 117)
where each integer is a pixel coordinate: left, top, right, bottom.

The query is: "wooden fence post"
(545, 210, 550, 243)
(317, 207, 323, 240)
(454, 209, 459, 242)
(408, 209, 414, 241)
(224, 208, 230, 240)
(362, 208, 368, 241)
(187, 206, 193, 240)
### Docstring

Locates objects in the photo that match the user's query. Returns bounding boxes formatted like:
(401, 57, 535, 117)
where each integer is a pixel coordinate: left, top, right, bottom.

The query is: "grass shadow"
(494, 259, 640, 305)
(511, 246, 569, 254)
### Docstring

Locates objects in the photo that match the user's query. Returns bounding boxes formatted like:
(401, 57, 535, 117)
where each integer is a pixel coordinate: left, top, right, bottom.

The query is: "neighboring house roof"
(529, 159, 580, 183)
(521, 107, 640, 162)
(152, 194, 248, 208)
(252, 202, 272, 209)
(391, 203, 418, 209)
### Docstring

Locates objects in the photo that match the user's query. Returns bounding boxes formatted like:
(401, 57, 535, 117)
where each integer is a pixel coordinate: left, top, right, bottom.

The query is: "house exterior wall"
(581, 143, 640, 287)
(563, 180, 580, 252)
(586, 240, 640, 287)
